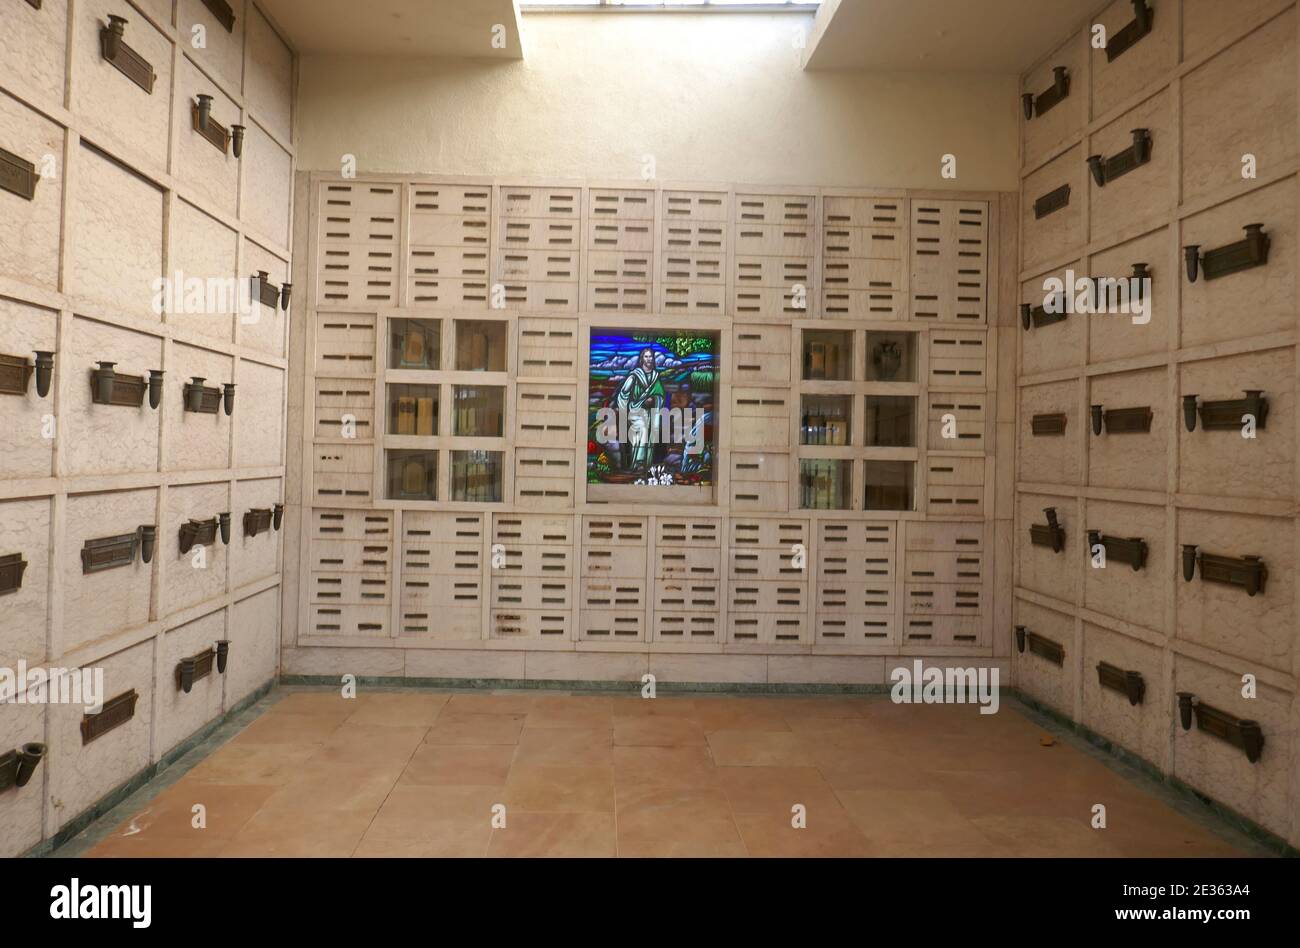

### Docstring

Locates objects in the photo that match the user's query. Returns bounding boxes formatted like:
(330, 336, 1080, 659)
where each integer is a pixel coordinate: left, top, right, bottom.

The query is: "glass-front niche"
(388, 384, 439, 436)
(801, 330, 853, 381)
(453, 385, 505, 438)
(864, 331, 917, 382)
(800, 458, 852, 510)
(800, 394, 852, 446)
(456, 320, 508, 372)
(864, 460, 915, 511)
(390, 318, 441, 370)
(863, 395, 915, 447)
(451, 450, 503, 503)
(387, 450, 438, 501)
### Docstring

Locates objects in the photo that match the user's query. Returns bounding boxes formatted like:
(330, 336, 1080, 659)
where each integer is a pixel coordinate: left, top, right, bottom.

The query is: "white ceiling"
(803, 0, 1101, 72)
(256, 0, 525, 58)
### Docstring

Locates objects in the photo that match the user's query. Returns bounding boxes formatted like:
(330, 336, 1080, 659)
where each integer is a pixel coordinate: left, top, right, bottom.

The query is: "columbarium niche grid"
(296, 176, 1004, 657)
(1015, 0, 1300, 847)
(0, 0, 295, 857)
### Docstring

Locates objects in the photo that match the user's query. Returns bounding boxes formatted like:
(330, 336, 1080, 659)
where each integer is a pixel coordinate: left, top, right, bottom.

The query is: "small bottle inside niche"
(802, 395, 849, 446)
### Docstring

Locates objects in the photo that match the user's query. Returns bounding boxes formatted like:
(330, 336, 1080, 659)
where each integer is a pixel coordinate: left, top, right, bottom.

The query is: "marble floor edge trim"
(39, 682, 280, 858)
(1008, 694, 1292, 858)
(282, 675, 907, 695)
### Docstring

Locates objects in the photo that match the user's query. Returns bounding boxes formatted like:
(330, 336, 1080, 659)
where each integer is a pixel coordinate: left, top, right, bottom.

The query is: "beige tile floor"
(83, 689, 1252, 858)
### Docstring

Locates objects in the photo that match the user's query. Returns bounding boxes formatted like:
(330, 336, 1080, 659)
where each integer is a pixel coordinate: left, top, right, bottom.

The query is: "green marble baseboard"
(23, 679, 274, 858)
(278, 674, 907, 695)
(1013, 690, 1297, 858)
